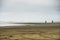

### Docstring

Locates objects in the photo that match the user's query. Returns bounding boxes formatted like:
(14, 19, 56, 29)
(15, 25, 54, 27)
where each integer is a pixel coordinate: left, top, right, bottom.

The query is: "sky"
(0, 0, 60, 22)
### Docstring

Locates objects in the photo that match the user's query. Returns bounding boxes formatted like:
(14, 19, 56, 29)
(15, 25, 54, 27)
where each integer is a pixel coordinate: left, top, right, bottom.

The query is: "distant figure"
(52, 20, 53, 23)
(45, 20, 47, 24)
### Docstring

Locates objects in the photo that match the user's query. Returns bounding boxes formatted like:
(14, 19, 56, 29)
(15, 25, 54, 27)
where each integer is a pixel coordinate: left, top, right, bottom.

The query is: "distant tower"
(52, 20, 53, 23)
(45, 20, 47, 24)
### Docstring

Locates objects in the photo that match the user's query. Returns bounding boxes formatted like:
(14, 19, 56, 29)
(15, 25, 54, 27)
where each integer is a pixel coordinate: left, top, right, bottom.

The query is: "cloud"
(2, 0, 57, 7)
(14, 0, 57, 6)
(0, 0, 59, 22)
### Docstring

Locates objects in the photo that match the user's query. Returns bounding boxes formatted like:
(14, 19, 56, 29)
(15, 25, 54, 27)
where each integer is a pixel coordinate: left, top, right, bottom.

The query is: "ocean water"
(0, 23, 26, 26)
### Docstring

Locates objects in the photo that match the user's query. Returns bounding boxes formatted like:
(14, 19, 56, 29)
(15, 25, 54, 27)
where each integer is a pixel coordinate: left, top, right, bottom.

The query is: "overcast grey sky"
(0, 0, 60, 22)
